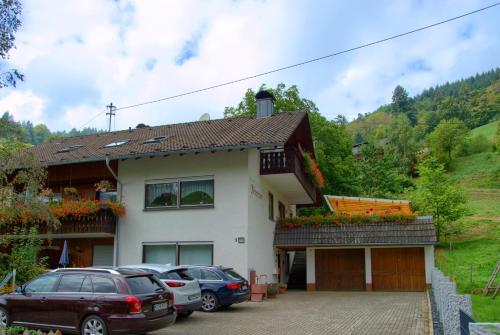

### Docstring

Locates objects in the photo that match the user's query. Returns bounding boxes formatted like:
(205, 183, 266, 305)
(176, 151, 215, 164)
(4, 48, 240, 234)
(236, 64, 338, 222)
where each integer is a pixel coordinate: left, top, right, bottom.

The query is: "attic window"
(104, 140, 129, 148)
(56, 145, 83, 153)
(143, 136, 167, 144)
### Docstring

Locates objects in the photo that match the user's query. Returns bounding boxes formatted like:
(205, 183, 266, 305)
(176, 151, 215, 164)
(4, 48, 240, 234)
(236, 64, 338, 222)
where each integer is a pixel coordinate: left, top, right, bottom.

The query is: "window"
(56, 145, 83, 153)
(224, 269, 244, 281)
(143, 136, 167, 144)
(103, 140, 129, 148)
(161, 269, 194, 281)
(91, 276, 117, 294)
(145, 182, 178, 208)
(268, 193, 274, 220)
(186, 268, 202, 280)
(201, 269, 221, 281)
(145, 177, 214, 209)
(81, 276, 93, 292)
(142, 243, 213, 266)
(57, 275, 86, 292)
(180, 180, 214, 207)
(143, 245, 176, 265)
(279, 201, 286, 219)
(25, 275, 59, 293)
(179, 244, 213, 265)
(125, 276, 165, 295)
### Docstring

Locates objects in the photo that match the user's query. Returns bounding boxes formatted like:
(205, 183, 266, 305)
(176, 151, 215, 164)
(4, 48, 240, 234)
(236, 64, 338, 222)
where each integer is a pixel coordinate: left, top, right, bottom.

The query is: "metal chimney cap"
(255, 90, 275, 101)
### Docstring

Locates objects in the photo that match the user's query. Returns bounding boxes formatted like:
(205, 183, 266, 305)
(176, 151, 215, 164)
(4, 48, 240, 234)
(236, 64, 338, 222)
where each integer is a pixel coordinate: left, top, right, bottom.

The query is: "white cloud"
(0, 90, 46, 123)
(0, 0, 498, 130)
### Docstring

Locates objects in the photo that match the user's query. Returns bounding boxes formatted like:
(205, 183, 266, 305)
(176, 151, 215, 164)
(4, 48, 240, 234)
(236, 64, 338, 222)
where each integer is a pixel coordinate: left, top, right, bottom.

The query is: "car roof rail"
(51, 267, 121, 275)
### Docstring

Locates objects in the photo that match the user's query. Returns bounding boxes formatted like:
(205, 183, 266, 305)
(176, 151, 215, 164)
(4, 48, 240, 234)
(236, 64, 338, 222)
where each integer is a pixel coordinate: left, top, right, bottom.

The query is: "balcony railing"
(260, 148, 316, 202)
(0, 209, 117, 236)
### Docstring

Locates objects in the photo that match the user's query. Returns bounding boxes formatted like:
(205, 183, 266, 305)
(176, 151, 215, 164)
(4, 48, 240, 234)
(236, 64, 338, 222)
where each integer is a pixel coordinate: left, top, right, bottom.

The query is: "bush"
(1, 227, 47, 285)
(467, 135, 492, 155)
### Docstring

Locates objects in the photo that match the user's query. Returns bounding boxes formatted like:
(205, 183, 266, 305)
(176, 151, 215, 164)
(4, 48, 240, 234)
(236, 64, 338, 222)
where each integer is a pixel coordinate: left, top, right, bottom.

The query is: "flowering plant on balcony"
(94, 179, 113, 192)
(0, 199, 126, 227)
(276, 213, 417, 229)
(302, 152, 325, 189)
(50, 199, 126, 219)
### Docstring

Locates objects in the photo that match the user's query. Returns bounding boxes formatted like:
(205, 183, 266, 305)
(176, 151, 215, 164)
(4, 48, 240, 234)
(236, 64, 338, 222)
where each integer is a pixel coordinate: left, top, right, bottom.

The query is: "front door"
(9, 274, 60, 327)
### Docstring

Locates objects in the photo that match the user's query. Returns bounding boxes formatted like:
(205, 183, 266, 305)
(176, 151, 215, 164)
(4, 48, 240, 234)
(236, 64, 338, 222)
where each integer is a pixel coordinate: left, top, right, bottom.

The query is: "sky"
(0, 0, 499, 132)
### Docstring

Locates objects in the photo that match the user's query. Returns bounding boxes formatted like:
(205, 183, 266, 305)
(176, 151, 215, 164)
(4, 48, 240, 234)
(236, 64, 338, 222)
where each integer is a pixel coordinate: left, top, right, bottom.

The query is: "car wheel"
(201, 292, 218, 312)
(0, 307, 9, 327)
(81, 315, 108, 335)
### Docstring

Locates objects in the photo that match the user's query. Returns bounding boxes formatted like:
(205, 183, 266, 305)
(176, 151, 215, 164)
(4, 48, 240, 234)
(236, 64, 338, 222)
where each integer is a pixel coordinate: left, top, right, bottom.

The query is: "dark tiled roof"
(28, 112, 307, 165)
(273, 217, 437, 247)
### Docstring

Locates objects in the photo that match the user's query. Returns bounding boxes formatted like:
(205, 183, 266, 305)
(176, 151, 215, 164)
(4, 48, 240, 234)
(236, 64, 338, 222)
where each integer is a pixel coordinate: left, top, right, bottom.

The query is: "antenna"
(199, 113, 210, 121)
(106, 103, 117, 132)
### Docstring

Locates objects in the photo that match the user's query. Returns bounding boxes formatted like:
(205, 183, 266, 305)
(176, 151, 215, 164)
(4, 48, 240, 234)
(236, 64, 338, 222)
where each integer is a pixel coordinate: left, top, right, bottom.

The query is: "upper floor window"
(145, 177, 214, 209)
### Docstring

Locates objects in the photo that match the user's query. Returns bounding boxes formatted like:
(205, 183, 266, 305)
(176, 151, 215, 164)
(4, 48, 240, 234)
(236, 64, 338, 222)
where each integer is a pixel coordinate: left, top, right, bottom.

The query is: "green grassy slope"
(470, 120, 499, 140)
(435, 152, 500, 322)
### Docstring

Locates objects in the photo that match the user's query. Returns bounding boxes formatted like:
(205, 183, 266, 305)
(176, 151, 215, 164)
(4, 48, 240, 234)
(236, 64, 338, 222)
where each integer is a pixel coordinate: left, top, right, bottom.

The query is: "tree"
(0, 0, 24, 88)
(355, 144, 408, 198)
(33, 123, 51, 144)
(224, 83, 358, 195)
(409, 157, 468, 240)
(386, 114, 417, 175)
(391, 85, 416, 125)
(427, 118, 469, 162)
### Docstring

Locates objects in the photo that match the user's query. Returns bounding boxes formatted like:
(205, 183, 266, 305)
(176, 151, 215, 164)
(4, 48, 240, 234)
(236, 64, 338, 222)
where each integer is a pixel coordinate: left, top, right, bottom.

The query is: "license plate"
(152, 302, 168, 312)
(242, 284, 248, 290)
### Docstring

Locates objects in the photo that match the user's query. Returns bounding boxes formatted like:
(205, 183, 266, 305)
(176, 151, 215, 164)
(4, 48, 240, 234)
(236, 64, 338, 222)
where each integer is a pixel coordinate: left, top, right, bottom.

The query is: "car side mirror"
(15, 285, 26, 295)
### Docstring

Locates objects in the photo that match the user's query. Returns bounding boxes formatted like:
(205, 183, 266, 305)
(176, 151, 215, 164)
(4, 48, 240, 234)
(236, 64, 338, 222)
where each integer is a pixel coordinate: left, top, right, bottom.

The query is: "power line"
(77, 2, 500, 128)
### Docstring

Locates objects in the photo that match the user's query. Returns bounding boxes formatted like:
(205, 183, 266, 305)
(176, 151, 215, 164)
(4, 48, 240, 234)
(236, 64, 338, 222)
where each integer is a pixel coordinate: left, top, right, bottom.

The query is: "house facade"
(26, 93, 318, 282)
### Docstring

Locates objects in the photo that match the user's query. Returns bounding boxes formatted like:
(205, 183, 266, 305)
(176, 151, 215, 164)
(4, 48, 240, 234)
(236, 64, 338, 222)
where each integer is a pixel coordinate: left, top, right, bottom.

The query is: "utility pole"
(106, 102, 117, 132)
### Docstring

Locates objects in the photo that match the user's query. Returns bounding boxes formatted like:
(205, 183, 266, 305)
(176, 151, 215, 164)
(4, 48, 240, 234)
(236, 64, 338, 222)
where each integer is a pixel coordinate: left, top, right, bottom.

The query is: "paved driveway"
(153, 291, 429, 335)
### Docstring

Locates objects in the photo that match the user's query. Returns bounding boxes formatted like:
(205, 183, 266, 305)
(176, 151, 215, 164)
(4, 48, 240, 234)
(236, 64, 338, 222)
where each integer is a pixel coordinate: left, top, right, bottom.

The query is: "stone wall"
(431, 267, 472, 335)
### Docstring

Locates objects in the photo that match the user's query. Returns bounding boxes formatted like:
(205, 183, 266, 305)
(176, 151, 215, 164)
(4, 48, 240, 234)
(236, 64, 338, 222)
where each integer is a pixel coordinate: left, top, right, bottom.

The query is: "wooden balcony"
(260, 148, 317, 204)
(0, 209, 116, 237)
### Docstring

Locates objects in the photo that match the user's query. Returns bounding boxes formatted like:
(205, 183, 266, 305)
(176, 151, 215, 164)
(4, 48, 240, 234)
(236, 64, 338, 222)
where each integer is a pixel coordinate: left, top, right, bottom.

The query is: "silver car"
(119, 264, 202, 318)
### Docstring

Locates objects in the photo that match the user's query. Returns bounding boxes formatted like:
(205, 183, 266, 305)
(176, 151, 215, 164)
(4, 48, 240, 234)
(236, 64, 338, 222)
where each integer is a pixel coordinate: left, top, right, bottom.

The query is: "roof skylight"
(103, 140, 129, 148)
(56, 145, 83, 153)
(143, 136, 167, 144)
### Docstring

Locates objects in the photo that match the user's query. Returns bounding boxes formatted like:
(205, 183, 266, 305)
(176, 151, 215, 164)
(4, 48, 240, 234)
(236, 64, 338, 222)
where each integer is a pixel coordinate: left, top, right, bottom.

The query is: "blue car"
(184, 266, 250, 312)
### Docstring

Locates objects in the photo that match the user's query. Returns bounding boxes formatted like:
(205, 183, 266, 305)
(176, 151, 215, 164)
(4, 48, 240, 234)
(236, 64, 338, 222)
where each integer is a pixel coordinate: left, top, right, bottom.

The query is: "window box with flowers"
(302, 152, 324, 189)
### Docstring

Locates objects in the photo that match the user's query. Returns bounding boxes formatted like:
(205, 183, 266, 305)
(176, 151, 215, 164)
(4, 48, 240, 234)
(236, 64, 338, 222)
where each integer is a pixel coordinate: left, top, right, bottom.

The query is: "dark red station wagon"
(0, 268, 176, 335)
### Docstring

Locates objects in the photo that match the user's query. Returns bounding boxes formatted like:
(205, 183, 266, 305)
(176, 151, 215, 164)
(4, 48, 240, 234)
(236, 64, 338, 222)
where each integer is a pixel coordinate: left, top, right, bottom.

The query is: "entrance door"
(315, 249, 365, 291)
(371, 247, 425, 291)
(92, 245, 113, 266)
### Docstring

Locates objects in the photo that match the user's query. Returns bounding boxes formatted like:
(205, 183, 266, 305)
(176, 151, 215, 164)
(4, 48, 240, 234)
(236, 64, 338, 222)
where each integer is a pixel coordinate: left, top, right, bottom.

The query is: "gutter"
(105, 157, 122, 267)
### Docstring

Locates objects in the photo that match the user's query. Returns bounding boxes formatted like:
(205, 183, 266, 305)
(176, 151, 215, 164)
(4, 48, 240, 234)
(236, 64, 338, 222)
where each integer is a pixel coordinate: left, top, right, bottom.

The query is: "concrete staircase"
(287, 251, 306, 290)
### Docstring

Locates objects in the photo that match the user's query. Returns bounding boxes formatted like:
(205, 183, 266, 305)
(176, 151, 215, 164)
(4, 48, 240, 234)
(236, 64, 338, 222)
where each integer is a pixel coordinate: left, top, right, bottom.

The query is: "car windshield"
(160, 269, 194, 281)
(224, 269, 245, 281)
(126, 275, 165, 295)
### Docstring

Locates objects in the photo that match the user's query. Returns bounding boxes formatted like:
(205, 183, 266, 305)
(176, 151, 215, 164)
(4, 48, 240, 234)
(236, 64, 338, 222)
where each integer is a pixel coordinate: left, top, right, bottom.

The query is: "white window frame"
(144, 176, 214, 210)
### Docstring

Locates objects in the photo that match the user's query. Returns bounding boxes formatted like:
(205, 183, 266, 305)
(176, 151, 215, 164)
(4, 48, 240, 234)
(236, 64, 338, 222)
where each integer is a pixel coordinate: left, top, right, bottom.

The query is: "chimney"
(255, 90, 275, 118)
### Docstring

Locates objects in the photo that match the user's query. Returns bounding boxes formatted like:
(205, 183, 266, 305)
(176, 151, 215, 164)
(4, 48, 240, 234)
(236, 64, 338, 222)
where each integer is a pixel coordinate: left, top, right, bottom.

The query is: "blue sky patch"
(175, 30, 204, 65)
(407, 59, 432, 72)
(145, 58, 157, 71)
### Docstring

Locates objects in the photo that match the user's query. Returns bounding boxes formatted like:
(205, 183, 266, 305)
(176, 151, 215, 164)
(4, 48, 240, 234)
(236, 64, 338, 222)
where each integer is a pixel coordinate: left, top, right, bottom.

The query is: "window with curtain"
(143, 245, 176, 265)
(180, 180, 214, 207)
(145, 182, 178, 208)
(179, 244, 213, 265)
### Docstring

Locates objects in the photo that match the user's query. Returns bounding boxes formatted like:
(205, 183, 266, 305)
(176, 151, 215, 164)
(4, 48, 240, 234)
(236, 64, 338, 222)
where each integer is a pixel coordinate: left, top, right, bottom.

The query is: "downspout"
(106, 157, 122, 267)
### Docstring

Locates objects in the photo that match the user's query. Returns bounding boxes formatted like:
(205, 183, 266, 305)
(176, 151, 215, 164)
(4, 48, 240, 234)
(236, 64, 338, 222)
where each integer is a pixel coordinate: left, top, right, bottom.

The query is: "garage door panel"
(372, 247, 425, 291)
(315, 249, 365, 291)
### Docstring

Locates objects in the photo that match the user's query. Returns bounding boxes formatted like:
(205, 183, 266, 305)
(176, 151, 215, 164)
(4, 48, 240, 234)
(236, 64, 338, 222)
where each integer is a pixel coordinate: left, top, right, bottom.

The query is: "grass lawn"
(470, 120, 499, 140)
(436, 152, 500, 322)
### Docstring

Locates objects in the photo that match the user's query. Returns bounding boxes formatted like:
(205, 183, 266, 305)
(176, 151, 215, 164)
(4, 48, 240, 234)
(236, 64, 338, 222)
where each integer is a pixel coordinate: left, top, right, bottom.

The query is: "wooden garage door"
(315, 249, 365, 291)
(371, 247, 425, 291)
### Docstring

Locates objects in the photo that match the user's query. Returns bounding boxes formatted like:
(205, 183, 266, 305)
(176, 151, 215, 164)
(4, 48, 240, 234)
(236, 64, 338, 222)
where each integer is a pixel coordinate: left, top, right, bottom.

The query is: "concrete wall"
(117, 151, 250, 276)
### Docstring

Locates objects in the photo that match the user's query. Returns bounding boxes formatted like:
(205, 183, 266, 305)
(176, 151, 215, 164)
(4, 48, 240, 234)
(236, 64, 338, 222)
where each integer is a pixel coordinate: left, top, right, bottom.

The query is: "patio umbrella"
(58, 240, 70, 268)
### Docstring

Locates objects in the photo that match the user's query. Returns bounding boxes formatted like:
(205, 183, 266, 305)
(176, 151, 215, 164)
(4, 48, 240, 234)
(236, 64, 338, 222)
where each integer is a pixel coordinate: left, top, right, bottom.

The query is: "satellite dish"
(199, 113, 210, 121)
